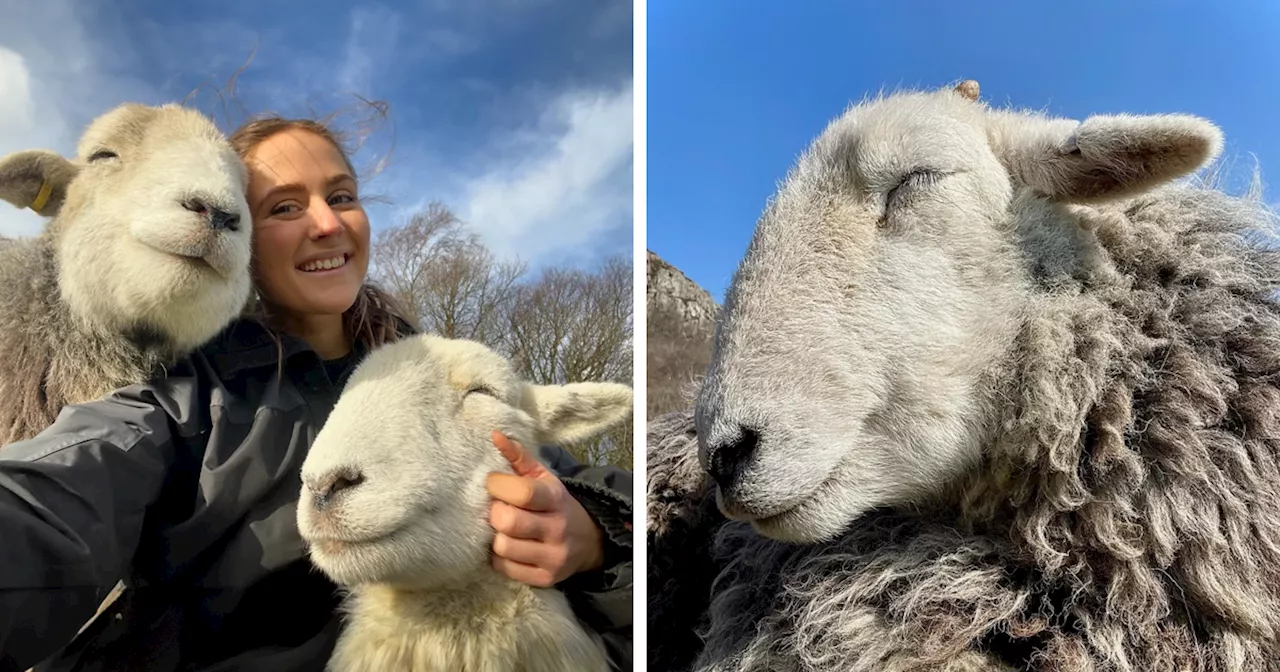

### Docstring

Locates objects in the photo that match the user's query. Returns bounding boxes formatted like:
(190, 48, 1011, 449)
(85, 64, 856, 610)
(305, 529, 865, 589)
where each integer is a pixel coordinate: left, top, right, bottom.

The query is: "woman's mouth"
(297, 253, 351, 273)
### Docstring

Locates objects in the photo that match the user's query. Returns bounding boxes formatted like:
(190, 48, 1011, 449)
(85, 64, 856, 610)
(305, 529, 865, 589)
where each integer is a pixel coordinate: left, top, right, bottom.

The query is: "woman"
(0, 117, 633, 672)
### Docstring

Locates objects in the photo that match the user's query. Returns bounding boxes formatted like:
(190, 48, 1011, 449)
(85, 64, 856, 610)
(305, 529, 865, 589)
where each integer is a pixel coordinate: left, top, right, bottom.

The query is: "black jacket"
(0, 319, 633, 671)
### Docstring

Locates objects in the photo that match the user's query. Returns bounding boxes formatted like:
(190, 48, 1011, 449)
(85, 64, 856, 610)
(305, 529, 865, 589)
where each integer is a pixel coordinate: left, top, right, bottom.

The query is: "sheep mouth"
(304, 518, 411, 557)
(308, 529, 395, 557)
(133, 237, 237, 278)
(719, 486, 812, 525)
(170, 252, 216, 270)
(717, 451, 857, 540)
(718, 454, 845, 520)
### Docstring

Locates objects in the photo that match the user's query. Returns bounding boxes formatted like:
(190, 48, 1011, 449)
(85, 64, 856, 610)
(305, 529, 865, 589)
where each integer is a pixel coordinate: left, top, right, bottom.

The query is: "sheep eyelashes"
(0, 103, 253, 447)
(298, 334, 632, 672)
(651, 80, 1280, 671)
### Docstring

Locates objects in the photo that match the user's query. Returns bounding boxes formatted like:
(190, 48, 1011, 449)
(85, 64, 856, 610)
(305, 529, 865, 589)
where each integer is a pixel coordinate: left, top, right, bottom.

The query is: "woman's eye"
(270, 203, 299, 216)
(329, 193, 356, 206)
(88, 150, 118, 163)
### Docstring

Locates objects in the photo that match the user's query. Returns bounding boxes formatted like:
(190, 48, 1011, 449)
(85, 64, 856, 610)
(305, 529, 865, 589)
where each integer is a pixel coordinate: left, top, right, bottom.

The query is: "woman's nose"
(308, 202, 343, 238)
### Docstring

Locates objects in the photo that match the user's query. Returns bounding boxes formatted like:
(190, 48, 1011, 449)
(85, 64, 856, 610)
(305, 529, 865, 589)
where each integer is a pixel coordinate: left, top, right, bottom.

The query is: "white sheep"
(297, 333, 633, 672)
(0, 102, 253, 446)
(650, 80, 1280, 670)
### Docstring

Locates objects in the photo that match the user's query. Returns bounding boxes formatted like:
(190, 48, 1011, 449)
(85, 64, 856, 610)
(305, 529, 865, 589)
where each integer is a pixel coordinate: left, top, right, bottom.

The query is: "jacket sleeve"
(537, 445, 633, 667)
(0, 373, 196, 671)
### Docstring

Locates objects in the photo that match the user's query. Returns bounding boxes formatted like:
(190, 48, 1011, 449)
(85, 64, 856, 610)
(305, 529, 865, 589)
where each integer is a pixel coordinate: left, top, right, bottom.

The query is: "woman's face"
(244, 128, 370, 318)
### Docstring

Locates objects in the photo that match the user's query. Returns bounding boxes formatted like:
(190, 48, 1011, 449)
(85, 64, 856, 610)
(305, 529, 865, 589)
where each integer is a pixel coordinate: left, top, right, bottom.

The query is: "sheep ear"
(994, 113, 1223, 203)
(952, 79, 980, 102)
(0, 149, 77, 217)
(521, 382, 634, 446)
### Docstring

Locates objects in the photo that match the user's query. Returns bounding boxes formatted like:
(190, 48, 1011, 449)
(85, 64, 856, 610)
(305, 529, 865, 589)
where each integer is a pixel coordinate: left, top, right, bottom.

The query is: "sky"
(647, 0, 1280, 302)
(0, 0, 633, 269)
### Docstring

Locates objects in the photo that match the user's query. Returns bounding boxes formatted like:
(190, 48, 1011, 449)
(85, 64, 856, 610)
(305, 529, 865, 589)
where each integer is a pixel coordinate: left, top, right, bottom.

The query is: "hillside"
(646, 250, 718, 419)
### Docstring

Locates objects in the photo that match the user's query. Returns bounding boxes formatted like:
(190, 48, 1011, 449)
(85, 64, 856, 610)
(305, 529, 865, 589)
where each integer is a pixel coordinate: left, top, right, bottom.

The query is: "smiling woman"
(0, 106, 634, 672)
(228, 118, 387, 361)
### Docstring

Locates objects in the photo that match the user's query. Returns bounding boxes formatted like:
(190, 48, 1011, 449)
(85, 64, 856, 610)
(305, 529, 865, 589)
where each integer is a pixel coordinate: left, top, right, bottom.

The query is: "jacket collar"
(200, 316, 420, 378)
(202, 318, 313, 377)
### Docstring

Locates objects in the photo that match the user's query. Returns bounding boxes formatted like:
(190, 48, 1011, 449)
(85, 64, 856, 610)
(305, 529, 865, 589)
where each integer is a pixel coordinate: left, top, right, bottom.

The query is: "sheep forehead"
(343, 336, 522, 414)
(807, 89, 992, 184)
(323, 338, 529, 468)
(419, 335, 521, 400)
(75, 104, 234, 164)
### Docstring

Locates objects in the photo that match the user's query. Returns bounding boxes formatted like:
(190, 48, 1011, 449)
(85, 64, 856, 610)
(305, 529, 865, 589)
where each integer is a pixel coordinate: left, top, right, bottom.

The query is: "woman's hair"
(229, 116, 414, 354)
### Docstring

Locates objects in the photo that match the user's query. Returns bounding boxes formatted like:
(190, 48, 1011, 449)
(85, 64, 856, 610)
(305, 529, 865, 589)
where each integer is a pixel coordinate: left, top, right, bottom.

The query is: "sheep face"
(696, 81, 1224, 544)
(297, 334, 633, 589)
(0, 103, 252, 352)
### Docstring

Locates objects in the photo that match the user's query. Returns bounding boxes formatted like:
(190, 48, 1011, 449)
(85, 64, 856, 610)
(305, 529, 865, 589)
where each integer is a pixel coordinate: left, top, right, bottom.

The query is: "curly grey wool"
(648, 83, 1280, 671)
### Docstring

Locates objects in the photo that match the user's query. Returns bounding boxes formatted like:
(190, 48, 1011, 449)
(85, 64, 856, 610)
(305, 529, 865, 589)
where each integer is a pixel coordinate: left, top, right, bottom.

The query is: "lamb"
(297, 333, 634, 672)
(0, 103, 253, 446)
(647, 79, 1280, 671)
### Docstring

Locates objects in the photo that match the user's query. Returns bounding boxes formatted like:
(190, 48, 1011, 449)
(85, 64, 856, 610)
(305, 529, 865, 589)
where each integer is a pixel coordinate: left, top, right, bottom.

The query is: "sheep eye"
(886, 169, 942, 207)
(88, 150, 119, 163)
(465, 385, 499, 398)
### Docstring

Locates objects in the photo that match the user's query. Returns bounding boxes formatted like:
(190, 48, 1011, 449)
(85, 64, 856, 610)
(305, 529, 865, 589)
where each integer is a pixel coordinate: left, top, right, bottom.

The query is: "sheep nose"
(704, 426, 760, 490)
(308, 468, 365, 509)
(208, 207, 241, 232)
(182, 199, 241, 232)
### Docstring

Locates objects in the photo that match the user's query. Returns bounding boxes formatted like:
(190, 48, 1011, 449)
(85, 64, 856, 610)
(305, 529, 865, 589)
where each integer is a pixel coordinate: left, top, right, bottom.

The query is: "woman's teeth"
(299, 255, 347, 272)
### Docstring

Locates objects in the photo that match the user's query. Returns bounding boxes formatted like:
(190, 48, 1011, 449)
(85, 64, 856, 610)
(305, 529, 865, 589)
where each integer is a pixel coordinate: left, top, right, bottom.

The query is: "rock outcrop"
(646, 250, 718, 419)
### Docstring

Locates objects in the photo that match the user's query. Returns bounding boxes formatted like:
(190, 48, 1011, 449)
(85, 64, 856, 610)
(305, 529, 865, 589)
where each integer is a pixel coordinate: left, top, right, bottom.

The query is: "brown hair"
(229, 116, 414, 355)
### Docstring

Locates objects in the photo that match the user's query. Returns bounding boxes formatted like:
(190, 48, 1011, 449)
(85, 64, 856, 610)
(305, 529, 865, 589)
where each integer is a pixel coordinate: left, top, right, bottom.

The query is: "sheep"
(0, 102, 253, 446)
(297, 333, 634, 672)
(647, 79, 1280, 671)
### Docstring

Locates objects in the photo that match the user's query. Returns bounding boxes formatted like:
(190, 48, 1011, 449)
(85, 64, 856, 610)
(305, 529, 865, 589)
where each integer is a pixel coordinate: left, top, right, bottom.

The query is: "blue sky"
(648, 1, 1280, 302)
(0, 0, 632, 269)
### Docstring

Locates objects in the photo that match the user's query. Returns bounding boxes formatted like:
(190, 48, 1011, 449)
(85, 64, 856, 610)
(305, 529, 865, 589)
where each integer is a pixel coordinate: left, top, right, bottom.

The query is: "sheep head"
(695, 80, 1224, 544)
(297, 334, 633, 589)
(0, 103, 252, 352)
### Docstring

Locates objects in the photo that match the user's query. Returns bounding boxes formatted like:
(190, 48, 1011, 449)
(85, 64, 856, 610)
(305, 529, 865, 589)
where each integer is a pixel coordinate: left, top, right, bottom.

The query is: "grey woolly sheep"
(648, 80, 1280, 671)
(298, 334, 633, 672)
(0, 103, 253, 446)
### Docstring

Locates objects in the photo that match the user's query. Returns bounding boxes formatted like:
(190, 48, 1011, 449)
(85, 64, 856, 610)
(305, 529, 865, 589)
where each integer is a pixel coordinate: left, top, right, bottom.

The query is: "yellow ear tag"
(29, 180, 52, 212)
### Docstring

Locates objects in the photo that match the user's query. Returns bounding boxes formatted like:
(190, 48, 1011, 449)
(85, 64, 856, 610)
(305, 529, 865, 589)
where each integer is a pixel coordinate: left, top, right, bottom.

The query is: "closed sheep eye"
(465, 385, 499, 398)
(885, 169, 943, 207)
(88, 150, 119, 163)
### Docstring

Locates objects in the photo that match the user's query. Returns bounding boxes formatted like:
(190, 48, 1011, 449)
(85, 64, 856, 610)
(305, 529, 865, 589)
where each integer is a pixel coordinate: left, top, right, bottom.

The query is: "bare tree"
(369, 203, 634, 469)
(503, 255, 634, 468)
(370, 202, 526, 346)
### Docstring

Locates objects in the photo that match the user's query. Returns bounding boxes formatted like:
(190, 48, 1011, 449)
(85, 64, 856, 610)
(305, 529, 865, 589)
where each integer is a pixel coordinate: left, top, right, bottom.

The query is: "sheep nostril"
(208, 207, 240, 232)
(705, 427, 760, 490)
(312, 469, 365, 509)
(182, 199, 240, 232)
(182, 198, 209, 215)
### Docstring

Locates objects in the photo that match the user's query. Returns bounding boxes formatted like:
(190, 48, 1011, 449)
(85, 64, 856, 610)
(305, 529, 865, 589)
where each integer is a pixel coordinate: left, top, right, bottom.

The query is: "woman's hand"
(486, 431, 605, 587)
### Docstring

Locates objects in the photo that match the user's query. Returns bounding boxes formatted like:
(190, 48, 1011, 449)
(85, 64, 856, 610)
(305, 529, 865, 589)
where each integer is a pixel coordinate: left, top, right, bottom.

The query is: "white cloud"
(0, 48, 35, 131)
(0, 47, 46, 237)
(0, 1, 157, 237)
(456, 81, 634, 263)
